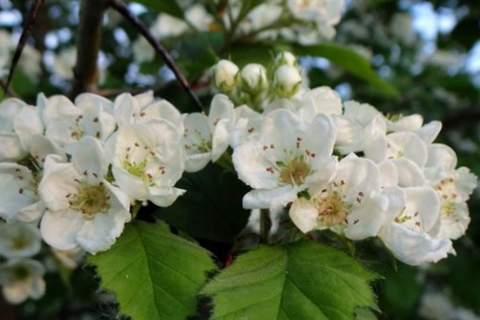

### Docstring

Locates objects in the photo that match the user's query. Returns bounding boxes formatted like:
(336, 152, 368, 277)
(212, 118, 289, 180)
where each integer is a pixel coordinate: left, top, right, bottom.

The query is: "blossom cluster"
(211, 53, 478, 266)
(133, 0, 344, 63)
(0, 51, 476, 304)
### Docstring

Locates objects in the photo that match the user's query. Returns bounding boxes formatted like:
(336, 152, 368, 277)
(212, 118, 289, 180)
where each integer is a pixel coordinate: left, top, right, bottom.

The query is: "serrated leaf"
(202, 241, 377, 320)
(128, 0, 184, 18)
(155, 163, 250, 243)
(294, 44, 399, 97)
(88, 221, 217, 320)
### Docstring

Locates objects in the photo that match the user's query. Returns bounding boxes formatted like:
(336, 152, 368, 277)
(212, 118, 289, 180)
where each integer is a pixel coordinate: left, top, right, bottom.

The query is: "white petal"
(77, 208, 129, 254)
(386, 132, 428, 167)
(377, 160, 398, 187)
(426, 144, 457, 170)
(40, 209, 83, 251)
(208, 94, 234, 127)
(415, 121, 441, 144)
(0, 133, 26, 161)
(392, 158, 426, 187)
(379, 223, 454, 266)
(13, 106, 43, 149)
(112, 167, 150, 201)
(71, 137, 109, 184)
(113, 93, 139, 126)
(289, 198, 318, 233)
(149, 187, 186, 207)
(233, 142, 279, 189)
(345, 192, 388, 240)
(212, 118, 231, 161)
(243, 186, 295, 210)
(75, 93, 114, 114)
(38, 161, 79, 211)
(388, 114, 423, 132)
(185, 153, 211, 173)
(304, 114, 336, 161)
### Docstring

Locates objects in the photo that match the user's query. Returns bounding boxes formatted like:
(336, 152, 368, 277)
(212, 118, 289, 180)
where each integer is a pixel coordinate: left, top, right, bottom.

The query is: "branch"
(108, 0, 205, 112)
(4, 0, 45, 95)
(70, 0, 110, 98)
(0, 79, 19, 98)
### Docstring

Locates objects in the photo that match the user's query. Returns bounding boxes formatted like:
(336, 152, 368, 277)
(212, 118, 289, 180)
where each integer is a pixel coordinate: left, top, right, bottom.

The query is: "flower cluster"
(0, 52, 476, 305)
(211, 53, 477, 266)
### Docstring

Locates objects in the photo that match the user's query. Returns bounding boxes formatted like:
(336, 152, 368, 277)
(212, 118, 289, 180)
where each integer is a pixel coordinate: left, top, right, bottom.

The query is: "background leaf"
(294, 44, 399, 97)
(202, 241, 378, 320)
(155, 163, 251, 243)
(88, 221, 217, 320)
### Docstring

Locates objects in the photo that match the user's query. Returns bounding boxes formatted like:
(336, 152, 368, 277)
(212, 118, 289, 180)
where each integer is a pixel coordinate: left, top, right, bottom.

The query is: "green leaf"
(88, 221, 217, 320)
(294, 44, 399, 96)
(202, 241, 378, 320)
(128, 0, 184, 18)
(155, 163, 250, 243)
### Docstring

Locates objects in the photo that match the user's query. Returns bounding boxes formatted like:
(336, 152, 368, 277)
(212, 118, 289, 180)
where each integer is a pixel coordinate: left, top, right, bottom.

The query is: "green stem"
(131, 201, 142, 220)
(260, 209, 271, 245)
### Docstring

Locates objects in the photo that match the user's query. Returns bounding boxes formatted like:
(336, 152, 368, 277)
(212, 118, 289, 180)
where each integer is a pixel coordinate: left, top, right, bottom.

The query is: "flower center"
(279, 157, 311, 185)
(314, 191, 351, 227)
(123, 159, 151, 183)
(10, 236, 27, 250)
(70, 182, 110, 216)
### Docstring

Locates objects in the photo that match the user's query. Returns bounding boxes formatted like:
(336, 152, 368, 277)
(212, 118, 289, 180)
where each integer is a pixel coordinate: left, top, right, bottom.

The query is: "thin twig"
(108, 0, 205, 112)
(0, 79, 19, 98)
(5, 0, 45, 94)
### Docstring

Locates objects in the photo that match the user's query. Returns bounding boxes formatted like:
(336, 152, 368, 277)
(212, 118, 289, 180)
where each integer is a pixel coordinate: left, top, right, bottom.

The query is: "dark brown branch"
(108, 0, 205, 112)
(0, 79, 19, 98)
(70, 0, 110, 98)
(4, 0, 45, 95)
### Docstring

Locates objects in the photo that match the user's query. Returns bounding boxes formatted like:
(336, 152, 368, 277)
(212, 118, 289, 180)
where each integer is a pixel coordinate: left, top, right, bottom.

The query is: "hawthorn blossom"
(106, 121, 185, 206)
(233, 109, 337, 212)
(39, 137, 131, 254)
(0, 163, 45, 222)
(0, 222, 42, 258)
(38, 93, 116, 148)
(379, 186, 454, 265)
(182, 95, 235, 172)
(0, 259, 45, 304)
(290, 156, 388, 240)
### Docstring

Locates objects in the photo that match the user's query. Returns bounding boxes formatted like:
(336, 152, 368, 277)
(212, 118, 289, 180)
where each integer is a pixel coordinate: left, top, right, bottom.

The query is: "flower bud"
(274, 51, 297, 67)
(273, 65, 303, 98)
(240, 64, 269, 94)
(212, 60, 239, 92)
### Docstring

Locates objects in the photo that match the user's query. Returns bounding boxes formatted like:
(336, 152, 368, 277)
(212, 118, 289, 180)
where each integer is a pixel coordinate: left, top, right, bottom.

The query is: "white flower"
(240, 64, 269, 94)
(182, 95, 235, 172)
(246, 3, 283, 40)
(39, 93, 116, 148)
(39, 137, 131, 253)
(212, 60, 239, 92)
(229, 105, 264, 148)
(19, 45, 42, 83)
(106, 122, 185, 207)
(132, 37, 155, 64)
(287, 0, 343, 24)
(0, 222, 42, 258)
(151, 13, 189, 39)
(379, 186, 454, 265)
(333, 100, 387, 156)
(0, 98, 39, 162)
(0, 164, 45, 223)
(290, 156, 387, 240)
(53, 247, 84, 269)
(273, 65, 303, 98)
(52, 47, 77, 80)
(233, 109, 337, 212)
(0, 259, 46, 304)
(113, 92, 183, 133)
(185, 4, 214, 31)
